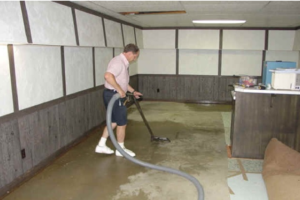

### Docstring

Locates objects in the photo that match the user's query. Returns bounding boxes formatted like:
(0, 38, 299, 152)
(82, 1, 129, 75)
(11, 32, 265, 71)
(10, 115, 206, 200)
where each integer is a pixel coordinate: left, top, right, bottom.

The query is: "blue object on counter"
(262, 61, 296, 85)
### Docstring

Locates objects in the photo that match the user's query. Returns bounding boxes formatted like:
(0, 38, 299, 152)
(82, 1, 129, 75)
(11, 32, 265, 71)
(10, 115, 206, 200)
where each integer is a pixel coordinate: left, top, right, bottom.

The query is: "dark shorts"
(103, 89, 127, 126)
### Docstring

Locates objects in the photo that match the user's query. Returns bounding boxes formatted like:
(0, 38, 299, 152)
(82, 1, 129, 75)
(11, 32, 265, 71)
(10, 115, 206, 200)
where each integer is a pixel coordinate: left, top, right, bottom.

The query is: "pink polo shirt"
(104, 53, 129, 92)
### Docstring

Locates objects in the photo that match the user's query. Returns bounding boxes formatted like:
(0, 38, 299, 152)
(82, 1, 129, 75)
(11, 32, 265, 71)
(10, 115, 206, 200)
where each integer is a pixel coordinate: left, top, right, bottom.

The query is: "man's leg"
(116, 125, 126, 143)
(115, 125, 136, 157)
(102, 123, 117, 138)
(95, 123, 117, 154)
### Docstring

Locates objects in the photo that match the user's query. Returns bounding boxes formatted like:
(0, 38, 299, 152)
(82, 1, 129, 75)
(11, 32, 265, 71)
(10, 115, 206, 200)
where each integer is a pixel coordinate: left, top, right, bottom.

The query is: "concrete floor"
(3, 101, 232, 200)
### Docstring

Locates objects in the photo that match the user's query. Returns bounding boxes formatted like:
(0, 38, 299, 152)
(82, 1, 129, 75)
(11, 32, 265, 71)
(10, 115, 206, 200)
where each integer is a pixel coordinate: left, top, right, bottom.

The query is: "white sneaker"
(116, 147, 136, 157)
(95, 145, 114, 154)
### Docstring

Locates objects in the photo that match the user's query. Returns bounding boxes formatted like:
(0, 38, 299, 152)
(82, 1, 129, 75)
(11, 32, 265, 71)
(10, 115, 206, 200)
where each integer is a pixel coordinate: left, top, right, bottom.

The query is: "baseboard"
(142, 98, 232, 104)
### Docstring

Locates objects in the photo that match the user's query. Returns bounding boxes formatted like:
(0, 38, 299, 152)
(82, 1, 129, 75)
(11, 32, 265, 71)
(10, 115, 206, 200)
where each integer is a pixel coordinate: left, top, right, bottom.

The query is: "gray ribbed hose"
(106, 93, 204, 200)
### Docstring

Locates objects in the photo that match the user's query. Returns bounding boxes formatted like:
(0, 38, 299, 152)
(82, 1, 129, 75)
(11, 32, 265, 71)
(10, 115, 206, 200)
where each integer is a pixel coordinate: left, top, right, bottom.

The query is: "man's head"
(123, 43, 139, 62)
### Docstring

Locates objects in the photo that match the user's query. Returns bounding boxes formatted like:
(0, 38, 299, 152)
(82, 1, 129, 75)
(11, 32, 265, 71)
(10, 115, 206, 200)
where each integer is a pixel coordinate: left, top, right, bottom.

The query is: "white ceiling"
(71, 1, 300, 28)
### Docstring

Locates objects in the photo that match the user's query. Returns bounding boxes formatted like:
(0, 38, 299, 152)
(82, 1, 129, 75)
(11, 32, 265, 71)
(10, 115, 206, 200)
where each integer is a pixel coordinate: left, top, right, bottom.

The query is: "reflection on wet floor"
(4, 101, 234, 200)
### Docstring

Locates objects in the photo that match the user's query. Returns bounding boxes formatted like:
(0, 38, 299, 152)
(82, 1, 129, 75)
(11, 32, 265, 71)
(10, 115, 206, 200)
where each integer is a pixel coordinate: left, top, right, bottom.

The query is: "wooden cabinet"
(231, 91, 300, 159)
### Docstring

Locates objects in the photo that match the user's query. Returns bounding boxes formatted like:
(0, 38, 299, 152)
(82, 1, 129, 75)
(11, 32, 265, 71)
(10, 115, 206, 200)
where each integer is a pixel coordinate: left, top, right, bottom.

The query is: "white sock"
(118, 142, 125, 148)
(98, 137, 107, 146)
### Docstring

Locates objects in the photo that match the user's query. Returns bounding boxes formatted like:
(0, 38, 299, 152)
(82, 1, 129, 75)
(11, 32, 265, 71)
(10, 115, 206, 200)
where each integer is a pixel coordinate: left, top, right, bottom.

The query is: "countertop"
(233, 85, 300, 95)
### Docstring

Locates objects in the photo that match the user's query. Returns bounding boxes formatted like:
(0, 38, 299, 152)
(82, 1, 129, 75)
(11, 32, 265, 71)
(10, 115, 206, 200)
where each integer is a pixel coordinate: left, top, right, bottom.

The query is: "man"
(95, 43, 142, 157)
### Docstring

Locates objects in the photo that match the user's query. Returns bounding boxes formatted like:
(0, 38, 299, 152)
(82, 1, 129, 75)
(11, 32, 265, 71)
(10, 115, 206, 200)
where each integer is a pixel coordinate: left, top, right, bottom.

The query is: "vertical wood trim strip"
(20, 1, 32, 43)
(72, 8, 79, 46)
(175, 29, 179, 75)
(121, 24, 125, 46)
(61, 47, 67, 96)
(218, 29, 223, 76)
(218, 50, 222, 77)
(102, 18, 107, 47)
(175, 29, 178, 49)
(7, 45, 19, 112)
(261, 51, 266, 76)
(176, 49, 179, 75)
(92, 47, 96, 87)
(262, 30, 268, 76)
(219, 29, 223, 49)
(217, 29, 223, 100)
(265, 30, 269, 50)
(134, 28, 137, 45)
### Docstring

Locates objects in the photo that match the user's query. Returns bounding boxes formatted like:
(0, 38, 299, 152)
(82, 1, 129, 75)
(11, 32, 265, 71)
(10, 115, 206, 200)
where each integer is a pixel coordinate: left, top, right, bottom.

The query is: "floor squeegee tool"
(126, 93, 171, 142)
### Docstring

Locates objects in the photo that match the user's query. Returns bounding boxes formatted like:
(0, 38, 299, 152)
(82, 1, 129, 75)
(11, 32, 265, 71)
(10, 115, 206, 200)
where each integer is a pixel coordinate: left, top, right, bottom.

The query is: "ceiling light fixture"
(192, 20, 246, 24)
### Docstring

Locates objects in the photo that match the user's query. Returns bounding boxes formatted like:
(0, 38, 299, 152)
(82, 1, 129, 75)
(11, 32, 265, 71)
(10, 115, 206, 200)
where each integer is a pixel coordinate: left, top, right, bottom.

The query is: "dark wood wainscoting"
(138, 75, 260, 103)
(129, 74, 138, 91)
(296, 97, 300, 152)
(231, 92, 300, 159)
(0, 88, 106, 197)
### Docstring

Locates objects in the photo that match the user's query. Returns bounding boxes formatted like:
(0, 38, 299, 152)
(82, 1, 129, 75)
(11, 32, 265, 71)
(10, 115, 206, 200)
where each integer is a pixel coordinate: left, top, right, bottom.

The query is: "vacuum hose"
(106, 93, 204, 200)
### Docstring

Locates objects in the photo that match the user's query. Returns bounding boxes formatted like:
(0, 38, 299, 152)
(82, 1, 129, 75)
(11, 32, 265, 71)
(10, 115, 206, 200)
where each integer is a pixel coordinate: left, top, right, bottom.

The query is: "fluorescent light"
(192, 20, 246, 24)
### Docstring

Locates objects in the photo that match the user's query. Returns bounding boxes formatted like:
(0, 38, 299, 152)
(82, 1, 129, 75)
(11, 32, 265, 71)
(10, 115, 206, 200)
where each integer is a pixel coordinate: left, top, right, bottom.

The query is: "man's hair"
(123, 43, 139, 54)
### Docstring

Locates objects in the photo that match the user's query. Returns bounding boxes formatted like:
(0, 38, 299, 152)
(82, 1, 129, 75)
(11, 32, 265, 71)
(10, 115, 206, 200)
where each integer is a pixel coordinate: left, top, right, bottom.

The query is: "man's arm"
(104, 72, 126, 98)
(128, 85, 143, 99)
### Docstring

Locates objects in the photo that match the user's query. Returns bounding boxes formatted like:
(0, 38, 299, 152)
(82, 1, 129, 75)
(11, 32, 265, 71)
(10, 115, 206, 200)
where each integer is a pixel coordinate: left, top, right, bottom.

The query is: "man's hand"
(118, 89, 126, 98)
(133, 91, 143, 99)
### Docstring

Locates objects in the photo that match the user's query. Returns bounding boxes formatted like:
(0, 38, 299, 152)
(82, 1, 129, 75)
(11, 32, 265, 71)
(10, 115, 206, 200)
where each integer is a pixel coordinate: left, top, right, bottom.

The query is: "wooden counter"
(230, 86, 300, 159)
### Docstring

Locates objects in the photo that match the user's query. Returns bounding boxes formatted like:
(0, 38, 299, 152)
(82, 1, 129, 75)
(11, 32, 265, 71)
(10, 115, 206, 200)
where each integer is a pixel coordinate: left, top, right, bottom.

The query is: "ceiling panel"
(182, 1, 268, 14)
(262, 1, 300, 14)
(70, 1, 141, 25)
(92, 1, 184, 12)
(71, 1, 300, 28)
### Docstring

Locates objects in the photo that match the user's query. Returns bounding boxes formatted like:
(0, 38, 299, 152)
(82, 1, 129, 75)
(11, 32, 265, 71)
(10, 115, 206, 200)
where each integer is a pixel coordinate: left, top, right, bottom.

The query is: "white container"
(271, 69, 300, 90)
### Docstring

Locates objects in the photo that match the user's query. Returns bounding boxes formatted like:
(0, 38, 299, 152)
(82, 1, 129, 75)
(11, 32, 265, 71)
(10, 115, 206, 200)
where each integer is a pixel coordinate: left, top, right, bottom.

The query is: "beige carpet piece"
(262, 138, 300, 200)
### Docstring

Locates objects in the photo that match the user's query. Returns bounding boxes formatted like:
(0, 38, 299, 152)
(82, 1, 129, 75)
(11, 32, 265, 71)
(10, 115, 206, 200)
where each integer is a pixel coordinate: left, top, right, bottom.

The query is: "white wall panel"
(142, 30, 175, 49)
(179, 50, 219, 75)
(26, 1, 76, 45)
(135, 28, 143, 48)
(222, 50, 262, 76)
(76, 10, 105, 47)
(293, 29, 300, 50)
(129, 61, 138, 76)
(265, 51, 299, 68)
(104, 19, 123, 48)
(178, 30, 219, 49)
(95, 47, 113, 86)
(0, 2, 27, 44)
(268, 30, 295, 51)
(114, 48, 123, 56)
(138, 49, 176, 74)
(0, 46, 14, 116)
(65, 47, 93, 95)
(14, 45, 63, 110)
(223, 30, 265, 50)
(122, 24, 135, 45)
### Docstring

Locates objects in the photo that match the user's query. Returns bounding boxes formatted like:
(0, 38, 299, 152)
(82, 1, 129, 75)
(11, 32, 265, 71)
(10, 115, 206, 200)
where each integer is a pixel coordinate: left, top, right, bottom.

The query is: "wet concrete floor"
(3, 101, 232, 200)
